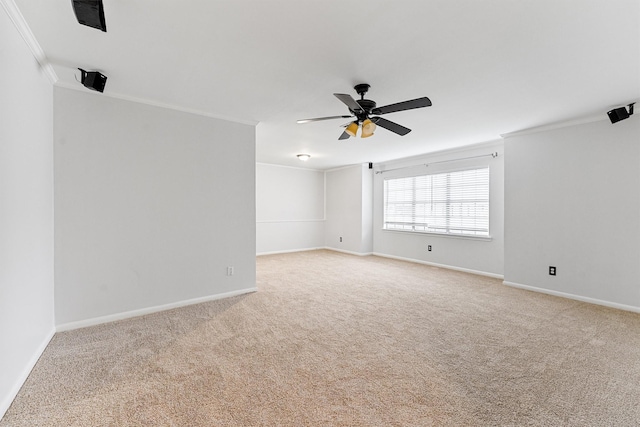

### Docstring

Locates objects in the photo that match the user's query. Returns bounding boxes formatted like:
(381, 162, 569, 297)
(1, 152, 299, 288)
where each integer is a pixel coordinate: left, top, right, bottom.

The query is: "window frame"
(382, 166, 491, 239)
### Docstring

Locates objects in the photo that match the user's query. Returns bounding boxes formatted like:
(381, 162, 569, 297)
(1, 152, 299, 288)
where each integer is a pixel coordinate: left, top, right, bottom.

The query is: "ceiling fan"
(297, 84, 432, 140)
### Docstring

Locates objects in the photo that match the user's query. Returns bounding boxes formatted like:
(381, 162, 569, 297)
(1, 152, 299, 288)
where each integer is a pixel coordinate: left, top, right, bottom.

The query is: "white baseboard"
(372, 252, 504, 279)
(503, 281, 640, 314)
(258, 247, 501, 278)
(0, 327, 55, 419)
(324, 247, 373, 257)
(56, 287, 258, 332)
(257, 247, 324, 256)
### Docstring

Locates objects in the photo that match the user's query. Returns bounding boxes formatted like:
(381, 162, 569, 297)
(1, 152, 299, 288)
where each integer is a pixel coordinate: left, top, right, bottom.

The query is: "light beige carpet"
(3, 250, 640, 426)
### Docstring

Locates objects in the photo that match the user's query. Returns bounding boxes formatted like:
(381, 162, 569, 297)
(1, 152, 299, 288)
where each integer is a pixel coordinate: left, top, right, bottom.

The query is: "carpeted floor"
(3, 250, 640, 426)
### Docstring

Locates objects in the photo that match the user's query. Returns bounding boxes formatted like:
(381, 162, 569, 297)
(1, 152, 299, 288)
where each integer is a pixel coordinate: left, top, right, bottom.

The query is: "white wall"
(504, 117, 640, 310)
(362, 164, 373, 253)
(0, 6, 55, 417)
(53, 87, 256, 327)
(373, 141, 504, 277)
(325, 164, 373, 255)
(256, 163, 324, 254)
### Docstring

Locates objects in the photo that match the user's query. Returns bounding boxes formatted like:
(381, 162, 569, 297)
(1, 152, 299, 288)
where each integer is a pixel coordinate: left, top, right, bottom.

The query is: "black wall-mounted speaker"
(78, 69, 107, 93)
(607, 107, 629, 124)
(72, 0, 107, 32)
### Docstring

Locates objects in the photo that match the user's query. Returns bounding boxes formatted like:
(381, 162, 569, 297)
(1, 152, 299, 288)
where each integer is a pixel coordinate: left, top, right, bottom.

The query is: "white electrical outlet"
(227, 266, 234, 276)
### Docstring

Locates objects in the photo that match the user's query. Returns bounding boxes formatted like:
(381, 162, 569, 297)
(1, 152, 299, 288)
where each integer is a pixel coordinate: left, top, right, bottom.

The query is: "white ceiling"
(12, 0, 640, 170)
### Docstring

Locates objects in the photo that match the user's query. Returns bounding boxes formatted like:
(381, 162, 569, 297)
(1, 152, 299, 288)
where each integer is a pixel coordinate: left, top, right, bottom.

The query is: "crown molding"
(256, 162, 325, 172)
(324, 163, 368, 173)
(55, 81, 258, 126)
(1, 0, 58, 84)
(500, 114, 608, 139)
(2, 0, 256, 127)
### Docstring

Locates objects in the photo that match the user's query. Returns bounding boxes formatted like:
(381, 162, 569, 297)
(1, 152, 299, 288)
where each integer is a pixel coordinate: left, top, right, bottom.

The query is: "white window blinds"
(383, 167, 490, 237)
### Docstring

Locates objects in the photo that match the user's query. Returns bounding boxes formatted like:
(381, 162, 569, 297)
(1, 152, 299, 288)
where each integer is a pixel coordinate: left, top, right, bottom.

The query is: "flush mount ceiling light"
(297, 154, 311, 161)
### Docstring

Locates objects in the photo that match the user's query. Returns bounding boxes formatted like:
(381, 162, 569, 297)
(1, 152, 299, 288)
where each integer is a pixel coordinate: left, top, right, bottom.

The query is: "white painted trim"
(256, 219, 324, 224)
(373, 252, 504, 279)
(256, 162, 324, 172)
(257, 247, 324, 256)
(501, 114, 609, 138)
(55, 288, 257, 332)
(257, 247, 501, 277)
(54, 81, 257, 126)
(324, 163, 365, 173)
(503, 281, 640, 314)
(325, 247, 373, 257)
(1, 0, 57, 84)
(0, 327, 55, 419)
(380, 228, 493, 242)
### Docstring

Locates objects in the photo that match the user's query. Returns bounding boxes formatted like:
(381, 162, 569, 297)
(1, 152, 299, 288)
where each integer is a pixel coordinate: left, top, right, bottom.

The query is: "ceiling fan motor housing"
(355, 99, 376, 121)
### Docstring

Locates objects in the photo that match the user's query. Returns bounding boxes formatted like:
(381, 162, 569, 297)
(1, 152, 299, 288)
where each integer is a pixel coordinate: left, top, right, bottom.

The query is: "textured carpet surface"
(3, 250, 640, 426)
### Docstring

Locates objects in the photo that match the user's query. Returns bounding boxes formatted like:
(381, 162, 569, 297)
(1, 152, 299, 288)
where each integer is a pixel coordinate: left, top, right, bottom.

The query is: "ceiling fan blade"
(297, 115, 353, 124)
(371, 117, 411, 136)
(371, 97, 432, 115)
(334, 93, 364, 113)
(338, 131, 351, 140)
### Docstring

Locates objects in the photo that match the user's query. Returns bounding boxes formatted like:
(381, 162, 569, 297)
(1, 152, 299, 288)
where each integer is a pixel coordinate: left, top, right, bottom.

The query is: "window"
(383, 167, 490, 237)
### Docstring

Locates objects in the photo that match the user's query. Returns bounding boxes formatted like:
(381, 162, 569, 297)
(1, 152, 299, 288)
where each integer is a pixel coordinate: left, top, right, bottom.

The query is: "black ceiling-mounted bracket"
(354, 83, 371, 99)
(72, 0, 107, 32)
(607, 102, 635, 124)
(78, 68, 107, 92)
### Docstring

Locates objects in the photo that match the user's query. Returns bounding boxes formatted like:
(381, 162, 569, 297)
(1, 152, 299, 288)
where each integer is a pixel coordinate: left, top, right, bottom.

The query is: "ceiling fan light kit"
(345, 122, 359, 137)
(361, 130, 373, 138)
(298, 83, 432, 140)
(361, 118, 376, 138)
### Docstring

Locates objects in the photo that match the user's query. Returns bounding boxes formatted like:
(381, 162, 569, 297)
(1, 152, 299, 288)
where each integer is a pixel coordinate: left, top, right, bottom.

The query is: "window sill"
(381, 229, 493, 242)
